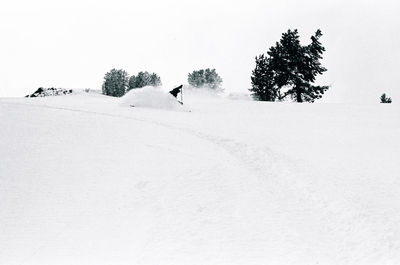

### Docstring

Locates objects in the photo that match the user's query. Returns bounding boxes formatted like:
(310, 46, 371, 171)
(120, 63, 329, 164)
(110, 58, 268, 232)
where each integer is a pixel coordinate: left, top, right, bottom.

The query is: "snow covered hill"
(0, 91, 399, 265)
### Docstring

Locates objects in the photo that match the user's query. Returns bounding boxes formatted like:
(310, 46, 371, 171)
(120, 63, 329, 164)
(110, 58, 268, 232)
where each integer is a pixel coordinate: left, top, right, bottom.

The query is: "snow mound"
(120, 86, 185, 110)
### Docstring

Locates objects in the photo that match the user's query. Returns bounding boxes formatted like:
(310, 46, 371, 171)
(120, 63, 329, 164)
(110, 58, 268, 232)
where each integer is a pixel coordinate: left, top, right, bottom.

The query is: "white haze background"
(0, 0, 399, 102)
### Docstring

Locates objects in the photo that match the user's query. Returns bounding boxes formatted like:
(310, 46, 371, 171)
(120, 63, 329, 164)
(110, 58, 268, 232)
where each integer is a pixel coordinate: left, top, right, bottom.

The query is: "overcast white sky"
(0, 0, 399, 102)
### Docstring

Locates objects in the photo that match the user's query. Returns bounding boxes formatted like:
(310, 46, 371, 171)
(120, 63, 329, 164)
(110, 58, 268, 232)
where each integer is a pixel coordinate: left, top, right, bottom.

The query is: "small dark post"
(181, 85, 183, 104)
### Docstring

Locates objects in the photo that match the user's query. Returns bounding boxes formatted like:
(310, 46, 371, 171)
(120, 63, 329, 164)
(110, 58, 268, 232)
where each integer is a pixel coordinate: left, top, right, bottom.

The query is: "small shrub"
(380, 93, 392, 103)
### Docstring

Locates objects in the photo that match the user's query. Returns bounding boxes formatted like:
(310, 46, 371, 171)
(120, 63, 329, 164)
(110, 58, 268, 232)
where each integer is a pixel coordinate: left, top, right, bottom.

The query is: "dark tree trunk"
(296, 86, 303, 102)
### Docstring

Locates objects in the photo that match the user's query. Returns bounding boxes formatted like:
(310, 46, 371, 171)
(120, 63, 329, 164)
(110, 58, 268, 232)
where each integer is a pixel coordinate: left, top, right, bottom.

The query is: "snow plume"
(182, 84, 227, 99)
(120, 86, 187, 111)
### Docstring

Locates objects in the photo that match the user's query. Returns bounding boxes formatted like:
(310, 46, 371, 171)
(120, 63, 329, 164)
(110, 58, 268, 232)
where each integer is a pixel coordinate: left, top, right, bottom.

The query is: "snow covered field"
(0, 91, 399, 265)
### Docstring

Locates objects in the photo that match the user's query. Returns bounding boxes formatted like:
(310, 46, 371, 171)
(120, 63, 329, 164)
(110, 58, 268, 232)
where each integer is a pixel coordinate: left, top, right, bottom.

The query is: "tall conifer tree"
(250, 29, 328, 102)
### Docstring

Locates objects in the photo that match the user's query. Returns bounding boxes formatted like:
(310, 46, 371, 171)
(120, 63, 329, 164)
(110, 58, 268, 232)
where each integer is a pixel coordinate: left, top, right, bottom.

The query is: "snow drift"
(120, 86, 185, 111)
(0, 92, 399, 265)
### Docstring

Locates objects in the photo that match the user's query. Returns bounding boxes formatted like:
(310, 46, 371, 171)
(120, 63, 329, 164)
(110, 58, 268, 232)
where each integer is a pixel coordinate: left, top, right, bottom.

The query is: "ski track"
(2, 100, 336, 213)
(0, 101, 334, 208)
(1, 101, 304, 182)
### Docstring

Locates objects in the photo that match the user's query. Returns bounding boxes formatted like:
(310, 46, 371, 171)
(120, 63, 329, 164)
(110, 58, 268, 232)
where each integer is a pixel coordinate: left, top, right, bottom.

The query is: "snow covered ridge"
(25, 87, 75, 97)
(120, 86, 188, 111)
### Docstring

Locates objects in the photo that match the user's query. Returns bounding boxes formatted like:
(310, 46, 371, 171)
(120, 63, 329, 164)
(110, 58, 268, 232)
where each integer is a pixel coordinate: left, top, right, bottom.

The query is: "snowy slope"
(0, 92, 399, 265)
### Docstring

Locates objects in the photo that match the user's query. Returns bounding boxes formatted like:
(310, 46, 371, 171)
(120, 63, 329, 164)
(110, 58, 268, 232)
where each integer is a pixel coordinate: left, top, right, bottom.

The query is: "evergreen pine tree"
(250, 54, 278, 101)
(250, 29, 328, 102)
(150, 73, 162, 87)
(128, 71, 162, 90)
(188, 68, 223, 90)
(128, 75, 136, 91)
(102, 69, 129, 97)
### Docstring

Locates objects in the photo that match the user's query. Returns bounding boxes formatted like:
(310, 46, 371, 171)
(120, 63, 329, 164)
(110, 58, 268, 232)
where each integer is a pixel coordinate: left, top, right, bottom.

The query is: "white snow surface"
(0, 92, 399, 265)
